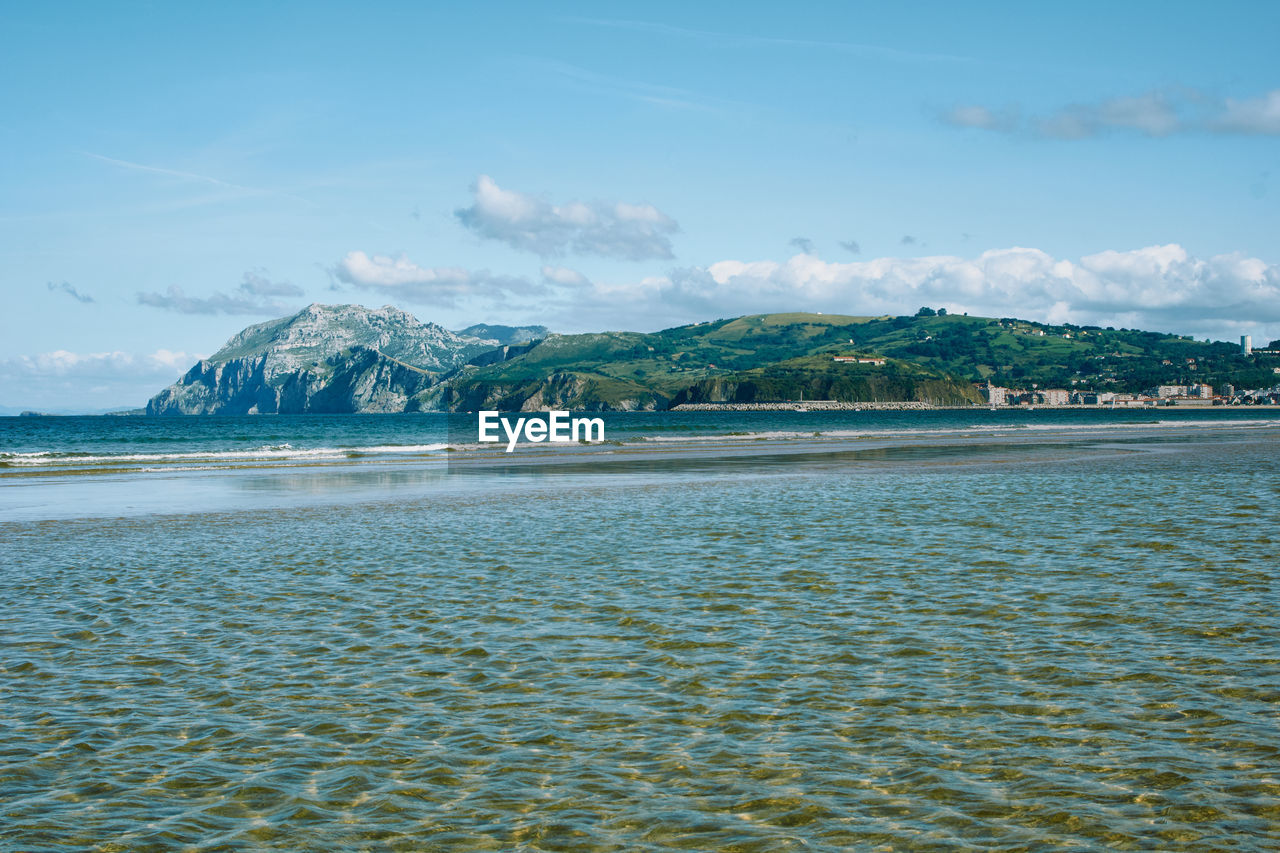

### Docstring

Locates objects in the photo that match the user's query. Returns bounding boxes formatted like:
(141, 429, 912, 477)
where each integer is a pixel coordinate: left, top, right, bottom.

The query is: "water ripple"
(2, 439, 1278, 849)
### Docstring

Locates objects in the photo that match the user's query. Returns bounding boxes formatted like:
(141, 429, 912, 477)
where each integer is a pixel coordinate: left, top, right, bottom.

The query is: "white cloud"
(945, 88, 1280, 138)
(332, 250, 539, 306)
(138, 272, 304, 315)
(942, 104, 1018, 132)
(0, 348, 204, 410)
(46, 281, 95, 303)
(546, 245, 1280, 341)
(540, 265, 590, 287)
(238, 271, 304, 298)
(1037, 93, 1181, 139)
(1216, 90, 1280, 135)
(4, 349, 201, 377)
(335, 251, 452, 288)
(454, 175, 679, 260)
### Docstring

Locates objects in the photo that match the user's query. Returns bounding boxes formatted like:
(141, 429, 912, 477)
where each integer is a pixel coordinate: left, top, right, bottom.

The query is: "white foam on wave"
(627, 417, 1278, 447)
(0, 442, 450, 467)
(641, 430, 812, 443)
(340, 444, 450, 454)
(1011, 418, 1275, 432)
(4, 417, 1274, 468)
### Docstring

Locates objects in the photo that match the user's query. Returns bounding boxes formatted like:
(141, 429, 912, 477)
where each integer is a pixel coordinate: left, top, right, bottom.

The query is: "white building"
(1242, 335, 1253, 355)
(1041, 389, 1069, 406)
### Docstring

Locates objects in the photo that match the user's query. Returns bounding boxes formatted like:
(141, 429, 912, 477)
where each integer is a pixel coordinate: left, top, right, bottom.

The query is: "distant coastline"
(668, 400, 1253, 412)
(671, 401, 939, 411)
(134, 305, 1280, 417)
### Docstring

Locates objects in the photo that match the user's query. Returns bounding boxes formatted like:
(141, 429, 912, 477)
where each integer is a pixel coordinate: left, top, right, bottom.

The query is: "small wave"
(341, 444, 450, 455)
(641, 430, 812, 443)
(0, 443, 450, 468)
(638, 426, 1021, 444)
(1013, 418, 1275, 432)
(622, 417, 1278, 447)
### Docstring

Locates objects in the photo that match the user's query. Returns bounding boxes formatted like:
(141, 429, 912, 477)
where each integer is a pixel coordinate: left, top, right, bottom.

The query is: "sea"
(2, 408, 1278, 850)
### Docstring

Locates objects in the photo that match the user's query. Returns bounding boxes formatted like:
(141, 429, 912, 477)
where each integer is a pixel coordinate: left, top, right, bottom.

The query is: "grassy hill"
(671, 354, 982, 406)
(844, 312, 1276, 393)
(442, 313, 969, 409)
(437, 310, 1279, 410)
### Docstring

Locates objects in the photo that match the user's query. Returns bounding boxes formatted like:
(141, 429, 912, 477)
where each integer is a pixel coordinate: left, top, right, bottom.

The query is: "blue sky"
(2, 1, 1278, 409)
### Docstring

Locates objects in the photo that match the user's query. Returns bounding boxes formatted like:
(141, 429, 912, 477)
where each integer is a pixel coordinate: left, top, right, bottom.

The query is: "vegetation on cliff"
(147, 306, 1280, 413)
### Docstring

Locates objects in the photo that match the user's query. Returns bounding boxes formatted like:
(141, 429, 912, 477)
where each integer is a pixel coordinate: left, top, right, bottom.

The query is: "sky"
(2, 0, 1278, 410)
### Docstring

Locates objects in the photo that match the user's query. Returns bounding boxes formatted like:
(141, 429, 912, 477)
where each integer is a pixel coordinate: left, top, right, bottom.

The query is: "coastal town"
(674, 333, 1280, 411)
(981, 336, 1280, 407)
(980, 382, 1280, 408)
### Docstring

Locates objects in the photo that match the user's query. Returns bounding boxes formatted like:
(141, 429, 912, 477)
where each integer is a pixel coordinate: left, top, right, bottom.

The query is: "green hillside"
(671, 354, 982, 406)
(439, 310, 1278, 410)
(443, 312, 962, 409)
(844, 312, 1276, 393)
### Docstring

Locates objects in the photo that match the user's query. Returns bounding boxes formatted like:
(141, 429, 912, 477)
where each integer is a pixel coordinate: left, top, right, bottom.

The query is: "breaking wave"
(0, 443, 450, 470)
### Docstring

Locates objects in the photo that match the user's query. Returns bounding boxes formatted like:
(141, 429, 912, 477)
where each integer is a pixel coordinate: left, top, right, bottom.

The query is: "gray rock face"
(147, 304, 499, 414)
(441, 370, 664, 413)
(455, 323, 549, 347)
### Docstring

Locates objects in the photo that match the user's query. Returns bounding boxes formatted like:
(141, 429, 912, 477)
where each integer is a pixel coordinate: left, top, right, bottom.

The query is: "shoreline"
(5, 421, 1277, 523)
(668, 401, 1247, 411)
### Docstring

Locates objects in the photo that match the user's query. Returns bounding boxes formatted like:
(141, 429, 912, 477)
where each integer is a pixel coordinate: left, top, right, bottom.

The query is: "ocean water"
(2, 411, 1279, 850)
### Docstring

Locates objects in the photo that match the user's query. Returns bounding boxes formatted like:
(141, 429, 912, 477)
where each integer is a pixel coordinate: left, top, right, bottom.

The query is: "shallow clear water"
(3, 408, 1278, 474)
(2, 414, 1278, 850)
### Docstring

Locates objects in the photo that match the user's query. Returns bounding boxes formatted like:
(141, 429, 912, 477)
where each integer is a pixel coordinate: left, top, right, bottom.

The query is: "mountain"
(441, 313, 979, 410)
(455, 323, 549, 346)
(441, 311, 1278, 409)
(0, 405, 145, 416)
(144, 306, 1279, 414)
(146, 304, 498, 414)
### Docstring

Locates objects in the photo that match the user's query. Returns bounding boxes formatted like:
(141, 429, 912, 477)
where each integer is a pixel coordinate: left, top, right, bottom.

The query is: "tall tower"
(1241, 335, 1253, 355)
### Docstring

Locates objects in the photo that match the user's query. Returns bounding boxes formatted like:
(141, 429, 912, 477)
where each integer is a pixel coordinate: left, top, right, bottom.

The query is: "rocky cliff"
(669, 361, 983, 407)
(147, 304, 499, 414)
(439, 370, 665, 412)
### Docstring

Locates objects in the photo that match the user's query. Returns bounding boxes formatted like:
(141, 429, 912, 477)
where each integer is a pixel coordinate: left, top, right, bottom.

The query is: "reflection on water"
(0, 428, 1185, 523)
(233, 466, 451, 495)
(1, 431, 1278, 849)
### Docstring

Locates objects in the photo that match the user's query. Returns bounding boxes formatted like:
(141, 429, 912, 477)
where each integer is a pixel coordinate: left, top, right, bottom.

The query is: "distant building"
(1041, 389, 1069, 406)
(1242, 335, 1253, 355)
(983, 384, 1008, 405)
(1157, 385, 1188, 398)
